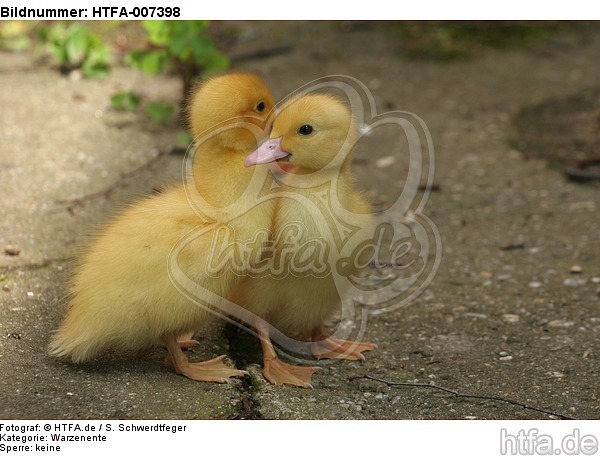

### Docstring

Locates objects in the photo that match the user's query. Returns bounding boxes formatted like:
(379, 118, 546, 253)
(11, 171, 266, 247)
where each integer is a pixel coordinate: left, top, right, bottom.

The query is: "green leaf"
(190, 35, 215, 60)
(83, 62, 110, 78)
(126, 49, 167, 74)
(146, 102, 174, 123)
(124, 50, 144, 66)
(50, 41, 68, 64)
(202, 50, 230, 74)
(64, 27, 88, 64)
(141, 51, 167, 74)
(111, 91, 142, 111)
(82, 44, 111, 78)
(143, 20, 171, 46)
(168, 33, 191, 59)
(171, 21, 208, 38)
(45, 23, 67, 43)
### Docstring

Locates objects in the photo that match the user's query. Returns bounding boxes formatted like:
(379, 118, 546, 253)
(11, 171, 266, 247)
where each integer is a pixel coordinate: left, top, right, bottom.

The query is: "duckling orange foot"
(162, 333, 247, 383)
(175, 355, 248, 383)
(311, 325, 376, 361)
(263, 358, 320, 389)
(311, 335, 377, 361)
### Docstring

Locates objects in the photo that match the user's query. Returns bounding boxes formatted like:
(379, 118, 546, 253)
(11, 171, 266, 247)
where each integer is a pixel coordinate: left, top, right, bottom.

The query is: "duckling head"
(245, 94, 358, 172)
(188, 73, 276, 153)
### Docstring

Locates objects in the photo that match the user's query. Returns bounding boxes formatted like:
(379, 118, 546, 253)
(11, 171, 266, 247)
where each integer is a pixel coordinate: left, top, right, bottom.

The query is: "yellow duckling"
(237, 93, 376, 388)
(49, 73, 276, 383)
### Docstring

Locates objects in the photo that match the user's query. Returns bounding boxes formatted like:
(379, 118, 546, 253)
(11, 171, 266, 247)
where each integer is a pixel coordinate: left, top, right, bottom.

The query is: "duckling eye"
(298, 124, 313, 136)
(256, 101, 265, 113)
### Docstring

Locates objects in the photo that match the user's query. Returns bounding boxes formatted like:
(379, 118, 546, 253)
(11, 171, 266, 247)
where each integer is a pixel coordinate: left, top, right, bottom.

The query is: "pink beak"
(245, 137, 289, 167)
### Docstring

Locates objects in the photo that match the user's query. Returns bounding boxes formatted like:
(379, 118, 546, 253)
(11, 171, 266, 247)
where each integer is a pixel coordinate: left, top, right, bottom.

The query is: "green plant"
(38, 23, 110, 77)
(146, 102, 175, 124)
(125, 21, 229, 97)
(114, 21, 228, 139)
(111, 91, 141, 112)
(110, 92, 174, 125)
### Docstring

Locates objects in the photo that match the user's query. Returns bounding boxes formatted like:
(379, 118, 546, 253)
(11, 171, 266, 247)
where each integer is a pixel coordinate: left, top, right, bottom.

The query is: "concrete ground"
(1, 22, 599, 419)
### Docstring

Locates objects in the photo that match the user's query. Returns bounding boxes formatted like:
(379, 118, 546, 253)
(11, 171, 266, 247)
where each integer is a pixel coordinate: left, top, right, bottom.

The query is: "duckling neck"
(288, 164, 353, 186)
(282, 166, 358, 207)
(191, 143, 256, 209)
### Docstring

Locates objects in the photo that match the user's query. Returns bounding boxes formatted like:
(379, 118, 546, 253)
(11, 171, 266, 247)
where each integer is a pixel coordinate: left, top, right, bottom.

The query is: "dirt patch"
(513, 88, 600, 181)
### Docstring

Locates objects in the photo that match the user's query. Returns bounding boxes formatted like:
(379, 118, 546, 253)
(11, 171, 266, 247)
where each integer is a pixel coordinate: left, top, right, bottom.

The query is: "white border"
(5, 0, 600, 20)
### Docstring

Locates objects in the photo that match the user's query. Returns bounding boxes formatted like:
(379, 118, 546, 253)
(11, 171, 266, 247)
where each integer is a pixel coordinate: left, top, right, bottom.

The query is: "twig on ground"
(349, 374, 575, 420)
(55, 148, 172, 206)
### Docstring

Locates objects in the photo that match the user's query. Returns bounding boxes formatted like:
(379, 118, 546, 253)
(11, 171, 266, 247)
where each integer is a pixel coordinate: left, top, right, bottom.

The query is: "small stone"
(549, 371, 564, 379)
(463, 312, 488, 319)
(502, 314, 520, 324)
(591, 277, 600, 284)
(4, 246, 20, 256)
(375, 393, 384, 399)
(376, 156, 395, 168)
(563, 278, 587, 287)
(363, 392, 372, 398)
(499, 355, 513, 361)
(422, 290, 435, 301)
(570, 265, 583, 274)
(26, 291, 34, 297)
(500, 241, 525, 251)
(69, 69, 82, 81)
(2, 284, 10, 292)
(498, 351, 509, 357)
(529, 281, 542, 288)
(548, 320, 575, 328)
